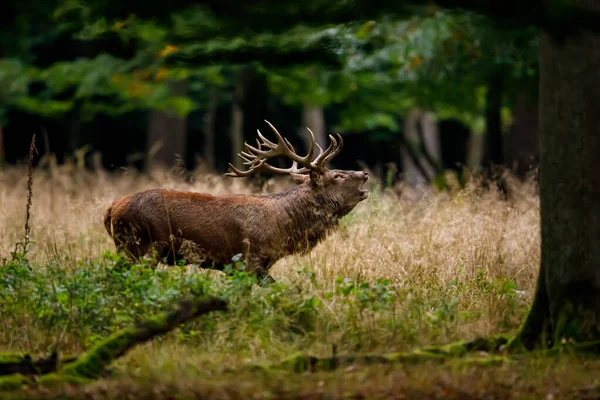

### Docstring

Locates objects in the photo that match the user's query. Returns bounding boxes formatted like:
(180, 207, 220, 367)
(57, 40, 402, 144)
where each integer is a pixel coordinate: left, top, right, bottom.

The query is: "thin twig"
(23, 134, 37, 254)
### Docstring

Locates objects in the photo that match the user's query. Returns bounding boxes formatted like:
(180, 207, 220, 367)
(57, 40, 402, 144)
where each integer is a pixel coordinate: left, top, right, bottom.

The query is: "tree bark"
(146, 81, 188, 170)
(514, 2, 600, 349)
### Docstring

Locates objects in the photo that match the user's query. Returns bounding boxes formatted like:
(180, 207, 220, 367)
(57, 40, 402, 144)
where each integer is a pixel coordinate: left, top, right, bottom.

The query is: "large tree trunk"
(514, 8, 600, 349)
(146, 81, 187, 170)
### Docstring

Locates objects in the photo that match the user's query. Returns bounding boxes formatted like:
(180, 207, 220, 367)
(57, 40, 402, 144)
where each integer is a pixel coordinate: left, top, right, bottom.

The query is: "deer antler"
(226, 120, 344, 178)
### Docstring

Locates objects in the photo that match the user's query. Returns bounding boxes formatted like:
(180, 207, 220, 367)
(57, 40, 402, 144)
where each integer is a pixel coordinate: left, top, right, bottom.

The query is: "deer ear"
(290, 172, 309, 184)
(309, 170, 323, 187)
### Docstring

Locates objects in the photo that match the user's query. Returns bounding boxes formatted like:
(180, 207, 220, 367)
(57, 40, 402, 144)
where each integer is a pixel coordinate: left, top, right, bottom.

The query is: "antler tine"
(284, 138, 296, 152)
(281, 127, 318, 165)
(311, 132, 344, 169)
(226, 120, 316, 178)
(226, 159, 267, 177)
(226, 159, 310, 178)
(311, 134, 337, 166)
(239, 153, 255, 164)
(262, 120, 315, 169)
(244, 132, 275, 157)
(303, 127, 317, 163)
(256, 129, 277, 149)
(321, 132, 344, 165)
(239, 139, 264, 165)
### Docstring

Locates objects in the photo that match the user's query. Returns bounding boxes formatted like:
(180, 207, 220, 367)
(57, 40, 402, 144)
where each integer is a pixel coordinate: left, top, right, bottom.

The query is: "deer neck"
(269, 185, 344, 253)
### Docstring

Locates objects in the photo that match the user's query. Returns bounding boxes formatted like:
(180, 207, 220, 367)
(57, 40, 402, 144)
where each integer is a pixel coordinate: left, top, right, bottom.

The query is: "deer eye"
(333, 173, 343, 180)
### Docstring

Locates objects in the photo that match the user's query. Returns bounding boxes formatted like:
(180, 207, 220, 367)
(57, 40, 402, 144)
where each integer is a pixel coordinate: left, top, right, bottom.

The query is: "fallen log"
(0, 296, 227, 391)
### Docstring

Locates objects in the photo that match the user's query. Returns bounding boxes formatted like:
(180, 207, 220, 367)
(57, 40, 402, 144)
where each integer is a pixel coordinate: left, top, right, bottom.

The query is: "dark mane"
(271, 185, 345, 253)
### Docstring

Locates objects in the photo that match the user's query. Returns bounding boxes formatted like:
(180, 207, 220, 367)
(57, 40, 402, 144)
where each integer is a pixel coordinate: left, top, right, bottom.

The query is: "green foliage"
(1, 1, 344, 123)
(0, 0, 539, 139)
(0, 249, 528, 359)
(0, 54, 197, 121)
(264, 10, 537, 133)
(336, 11, 537, 131)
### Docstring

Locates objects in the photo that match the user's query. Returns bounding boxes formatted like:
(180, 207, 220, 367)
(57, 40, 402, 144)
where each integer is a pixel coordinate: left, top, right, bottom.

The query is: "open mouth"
(358, 182, 370, 200)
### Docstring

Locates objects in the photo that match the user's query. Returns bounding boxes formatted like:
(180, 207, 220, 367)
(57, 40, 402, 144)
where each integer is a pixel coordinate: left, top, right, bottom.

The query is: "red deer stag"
(103, 120, 369, 284)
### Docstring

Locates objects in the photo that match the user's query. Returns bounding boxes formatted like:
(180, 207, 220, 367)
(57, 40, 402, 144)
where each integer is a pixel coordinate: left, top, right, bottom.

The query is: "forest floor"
(1, 166, 597, 399)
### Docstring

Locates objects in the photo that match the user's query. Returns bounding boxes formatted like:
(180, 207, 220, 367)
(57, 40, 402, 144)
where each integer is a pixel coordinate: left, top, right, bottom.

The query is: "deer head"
(226, 120, 370, 210)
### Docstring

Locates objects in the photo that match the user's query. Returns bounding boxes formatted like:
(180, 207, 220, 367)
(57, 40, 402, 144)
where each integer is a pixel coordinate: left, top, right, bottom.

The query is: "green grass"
(1, 166, 598, 398)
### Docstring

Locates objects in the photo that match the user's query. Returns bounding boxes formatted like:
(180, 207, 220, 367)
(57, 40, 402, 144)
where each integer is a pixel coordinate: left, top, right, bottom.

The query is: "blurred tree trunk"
(483, 67, 505, 168)
(301, 104, 327, 151)
(67, 101, 82, 158)
(401, 107, 441, 186)
(402, 108, 428, 186)
(0, 124, 4, 164)
(504, 91, 540, 177)
(418, 111, 443, 174)
(146, 81, 187, 170)
(203, 87, 218, 169)
(513, 5, 600, 349)
(467, 131, 484, 172)
(230, 71, 245, 171)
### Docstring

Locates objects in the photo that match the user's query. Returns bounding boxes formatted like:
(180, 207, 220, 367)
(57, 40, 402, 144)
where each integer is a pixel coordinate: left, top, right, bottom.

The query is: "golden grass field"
(0, 166, 540, 288)
(2, 165, 599, 399)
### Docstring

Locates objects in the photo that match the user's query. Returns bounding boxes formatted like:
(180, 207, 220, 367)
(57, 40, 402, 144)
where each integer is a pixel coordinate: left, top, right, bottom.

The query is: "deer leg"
(246, 255, 276, 286)
(197, 259, 226, 272)
(153, 241, 186, 266)
(258, 274, 276, 287)
(112, 223, 150, 263)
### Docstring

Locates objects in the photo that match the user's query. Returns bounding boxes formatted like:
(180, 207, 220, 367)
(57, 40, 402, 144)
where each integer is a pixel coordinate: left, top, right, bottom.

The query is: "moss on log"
(238, 335, 511, 373)
(0, 296, 227, 391)
(58, 297, 227, 380)
(419, 335, 510, 356)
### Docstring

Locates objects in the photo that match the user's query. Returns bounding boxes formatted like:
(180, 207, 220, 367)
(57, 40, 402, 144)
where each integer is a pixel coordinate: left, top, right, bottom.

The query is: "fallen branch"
(0, 352, 58, 377)
(0, 352, 79, 378)
(0, 296, 227, 391)
(237, 335, 511, 373)
(58, 296, 227, 380)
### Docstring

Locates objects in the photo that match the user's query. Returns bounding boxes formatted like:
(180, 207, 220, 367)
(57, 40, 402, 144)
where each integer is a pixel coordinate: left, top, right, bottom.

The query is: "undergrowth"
(0, 251, 527, 363)
(3, 163, 583, 399)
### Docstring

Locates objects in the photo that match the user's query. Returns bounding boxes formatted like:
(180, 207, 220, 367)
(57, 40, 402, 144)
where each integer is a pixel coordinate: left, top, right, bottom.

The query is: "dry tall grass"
(0, 166, 540, 288)
(1, 165, 552, 399)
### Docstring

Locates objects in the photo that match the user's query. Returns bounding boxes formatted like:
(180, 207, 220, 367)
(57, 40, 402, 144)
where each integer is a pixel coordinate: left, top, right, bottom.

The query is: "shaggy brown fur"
(103, 169, 369, 282)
